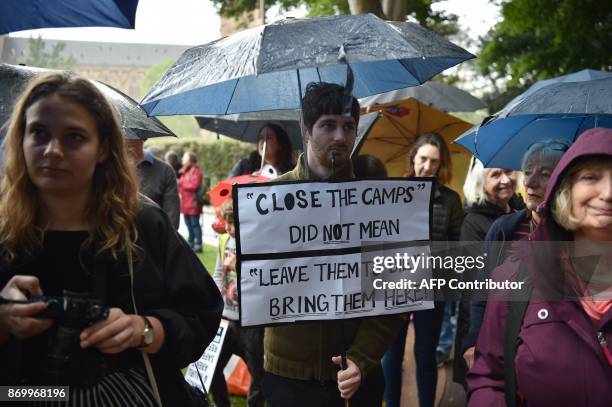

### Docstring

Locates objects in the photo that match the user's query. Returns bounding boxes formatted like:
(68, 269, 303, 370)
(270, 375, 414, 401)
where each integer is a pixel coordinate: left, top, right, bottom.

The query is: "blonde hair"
(220, 198, 234, 223)
(0, 73, 141, 261)
(551, 156, 612, 231)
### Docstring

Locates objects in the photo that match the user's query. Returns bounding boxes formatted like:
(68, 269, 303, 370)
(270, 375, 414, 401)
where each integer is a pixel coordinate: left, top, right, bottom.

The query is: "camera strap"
(127, 249, 163, 407)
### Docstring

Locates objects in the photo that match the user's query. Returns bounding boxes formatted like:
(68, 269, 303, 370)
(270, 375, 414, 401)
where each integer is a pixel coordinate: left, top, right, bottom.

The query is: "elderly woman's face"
(570, 164, 612, 239)
(523, 163, 553, 212)
(483, 168, 516, 207)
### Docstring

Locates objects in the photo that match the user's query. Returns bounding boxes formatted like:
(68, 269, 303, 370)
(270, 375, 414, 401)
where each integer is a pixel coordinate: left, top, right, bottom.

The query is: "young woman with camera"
(0, 73, 222, 406)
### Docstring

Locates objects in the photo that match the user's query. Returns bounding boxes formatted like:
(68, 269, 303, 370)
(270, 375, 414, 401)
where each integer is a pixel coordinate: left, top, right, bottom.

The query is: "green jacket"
(264, 155, 405, 380)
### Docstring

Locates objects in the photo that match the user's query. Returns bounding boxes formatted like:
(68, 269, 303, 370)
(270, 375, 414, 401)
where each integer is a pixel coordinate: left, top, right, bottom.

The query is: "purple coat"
(467, 259, 612, 406)
(467, 128, 612, 406)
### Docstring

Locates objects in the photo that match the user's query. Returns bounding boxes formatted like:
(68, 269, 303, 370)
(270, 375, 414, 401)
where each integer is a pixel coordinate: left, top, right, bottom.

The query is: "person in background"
(468, 127, 612, 405)
(382, 133, 463, 407)
(164, 150, 182, 179)
(352, 154, 388, 178)
(0, 73, 222, 406)
(210, 198, 265, 407)
(461, 139, 570, 370)
(229, 124, 295, 178)
(179, 151, 203, 253)
(453, 158, 523, 387)
(126, 138, 180, 229)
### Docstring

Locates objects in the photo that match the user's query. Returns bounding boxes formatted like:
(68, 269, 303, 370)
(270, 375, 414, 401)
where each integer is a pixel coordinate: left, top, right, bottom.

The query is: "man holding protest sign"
(261, 82, 405, 406)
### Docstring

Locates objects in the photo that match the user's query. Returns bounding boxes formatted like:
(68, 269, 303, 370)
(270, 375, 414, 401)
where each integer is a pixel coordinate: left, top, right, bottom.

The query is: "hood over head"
(533, 127, 612, 241)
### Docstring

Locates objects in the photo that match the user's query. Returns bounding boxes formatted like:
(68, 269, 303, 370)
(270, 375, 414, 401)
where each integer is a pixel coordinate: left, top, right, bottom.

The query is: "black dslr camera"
(32, 290, 110, 386)
(1, 290, 110, 385)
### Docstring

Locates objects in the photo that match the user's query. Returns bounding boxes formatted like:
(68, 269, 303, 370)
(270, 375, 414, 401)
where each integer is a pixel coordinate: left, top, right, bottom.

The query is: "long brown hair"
(405, 133, 452, 185)
(0, 73, 140, 261)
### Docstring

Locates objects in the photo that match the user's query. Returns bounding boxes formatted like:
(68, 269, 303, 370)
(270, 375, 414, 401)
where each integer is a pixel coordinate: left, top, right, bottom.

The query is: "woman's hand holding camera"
(0, 275, 53, 342)
(80, 309, 164, 354)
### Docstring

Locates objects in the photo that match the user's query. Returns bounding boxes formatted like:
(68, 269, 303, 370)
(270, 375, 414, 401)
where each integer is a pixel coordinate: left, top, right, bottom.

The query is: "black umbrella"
(0, 63, 175, 140)
(196, 110, 302, 149)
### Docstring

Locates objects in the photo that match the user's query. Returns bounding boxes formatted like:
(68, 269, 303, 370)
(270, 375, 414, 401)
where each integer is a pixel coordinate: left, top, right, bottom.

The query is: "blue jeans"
(437, 301, 457, 353)
(184, 215, 202, 248)
(382, 302, 445, 407)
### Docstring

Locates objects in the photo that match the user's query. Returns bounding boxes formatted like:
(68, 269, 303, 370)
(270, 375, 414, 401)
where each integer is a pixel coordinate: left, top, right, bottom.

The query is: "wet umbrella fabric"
(140, 13, 474, 116)
(504, 69, 612, 110)
(454, 74, 612, 169)
(455, 114, 612, 170)
(359, 81, 485, 112)
(0, 63, 175, 140)
(0, 0, 139, 34)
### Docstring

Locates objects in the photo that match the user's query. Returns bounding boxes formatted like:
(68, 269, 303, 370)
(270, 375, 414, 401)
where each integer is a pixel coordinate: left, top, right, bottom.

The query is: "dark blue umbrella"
(504, 69, 612, 109)
(140, 14, 473, 116)
(196, 111, 302, 149)
(455, 74, 612, 169)
(0, 0, 139, 34)
(455, 114, 612, 169)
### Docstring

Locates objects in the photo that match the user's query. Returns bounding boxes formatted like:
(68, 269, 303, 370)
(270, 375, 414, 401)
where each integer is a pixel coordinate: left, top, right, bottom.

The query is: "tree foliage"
(479, 0, 612, 87)
(210, 0, 458, 36)
(25, 36, 76, 69)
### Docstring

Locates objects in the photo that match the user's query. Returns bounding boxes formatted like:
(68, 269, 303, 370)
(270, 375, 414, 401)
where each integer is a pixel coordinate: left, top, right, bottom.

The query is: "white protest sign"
(236, 179, 432, 255)
(184, 319, 229, 392)
(240, 245, 433, 326)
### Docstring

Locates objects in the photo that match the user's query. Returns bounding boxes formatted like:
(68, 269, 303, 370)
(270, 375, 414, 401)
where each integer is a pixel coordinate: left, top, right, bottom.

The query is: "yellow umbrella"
(355, 97, 473, 197)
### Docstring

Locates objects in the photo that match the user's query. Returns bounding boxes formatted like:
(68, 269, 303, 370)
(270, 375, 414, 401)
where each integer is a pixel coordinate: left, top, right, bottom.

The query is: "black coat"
(0, 203, 223, 406)
(431, 184, 463, 242)
(453, 194, 524, 386)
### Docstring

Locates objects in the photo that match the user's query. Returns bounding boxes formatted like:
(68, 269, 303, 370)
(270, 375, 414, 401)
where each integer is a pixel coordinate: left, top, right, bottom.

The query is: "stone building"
(0, 36, 189, 100)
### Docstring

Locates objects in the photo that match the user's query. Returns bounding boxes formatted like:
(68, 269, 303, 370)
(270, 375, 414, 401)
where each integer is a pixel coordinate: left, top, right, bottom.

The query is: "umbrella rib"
(224, 79, 241, 115)
(386, 146, 412, 163)
(386, 114, 416, 140)
(571, 115, 589, 141)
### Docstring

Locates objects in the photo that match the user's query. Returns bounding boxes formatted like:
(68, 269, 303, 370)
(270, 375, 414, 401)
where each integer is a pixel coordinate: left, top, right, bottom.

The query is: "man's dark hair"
(353, 154, 388, 178)
(301, 82, 360, 131)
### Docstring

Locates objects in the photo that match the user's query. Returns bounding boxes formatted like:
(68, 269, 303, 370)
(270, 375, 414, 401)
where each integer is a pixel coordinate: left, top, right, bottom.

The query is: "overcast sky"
(9, 0, 499, 49)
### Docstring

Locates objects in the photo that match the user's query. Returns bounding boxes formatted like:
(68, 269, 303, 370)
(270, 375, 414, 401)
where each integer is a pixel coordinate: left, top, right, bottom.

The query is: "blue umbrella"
(0, 0, 139, 34)
(455, 114, 612, 169)
(455, 74, 612, 169)
(505, 69, 612, 109)
(140, 14, 473, 116)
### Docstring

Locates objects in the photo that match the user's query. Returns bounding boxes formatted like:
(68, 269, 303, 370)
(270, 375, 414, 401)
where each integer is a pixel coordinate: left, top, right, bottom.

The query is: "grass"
(194, 243, 247, 407)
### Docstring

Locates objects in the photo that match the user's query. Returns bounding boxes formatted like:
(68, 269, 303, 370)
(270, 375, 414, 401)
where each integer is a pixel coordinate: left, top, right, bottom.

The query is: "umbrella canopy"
(505, 69, 612, 109)
(0, 63, 175, 140)
(196, 111, 302, 149)
(455, 114, 612, 170)
(140, 13, 474, 116)
(0, 0, 139, 34)
(455, 75, 612, 169)
(354, 97, 472, 193)
(359, 81, 485, 112)
(498, 77, 612, 117)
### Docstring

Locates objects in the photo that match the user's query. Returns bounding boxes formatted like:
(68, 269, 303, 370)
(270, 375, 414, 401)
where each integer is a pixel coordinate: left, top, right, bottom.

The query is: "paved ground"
(178, 206, 219, 247)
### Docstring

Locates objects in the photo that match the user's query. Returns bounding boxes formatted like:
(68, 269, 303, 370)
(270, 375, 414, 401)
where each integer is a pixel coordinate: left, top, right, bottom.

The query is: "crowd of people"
(0, 72, 610, 407)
